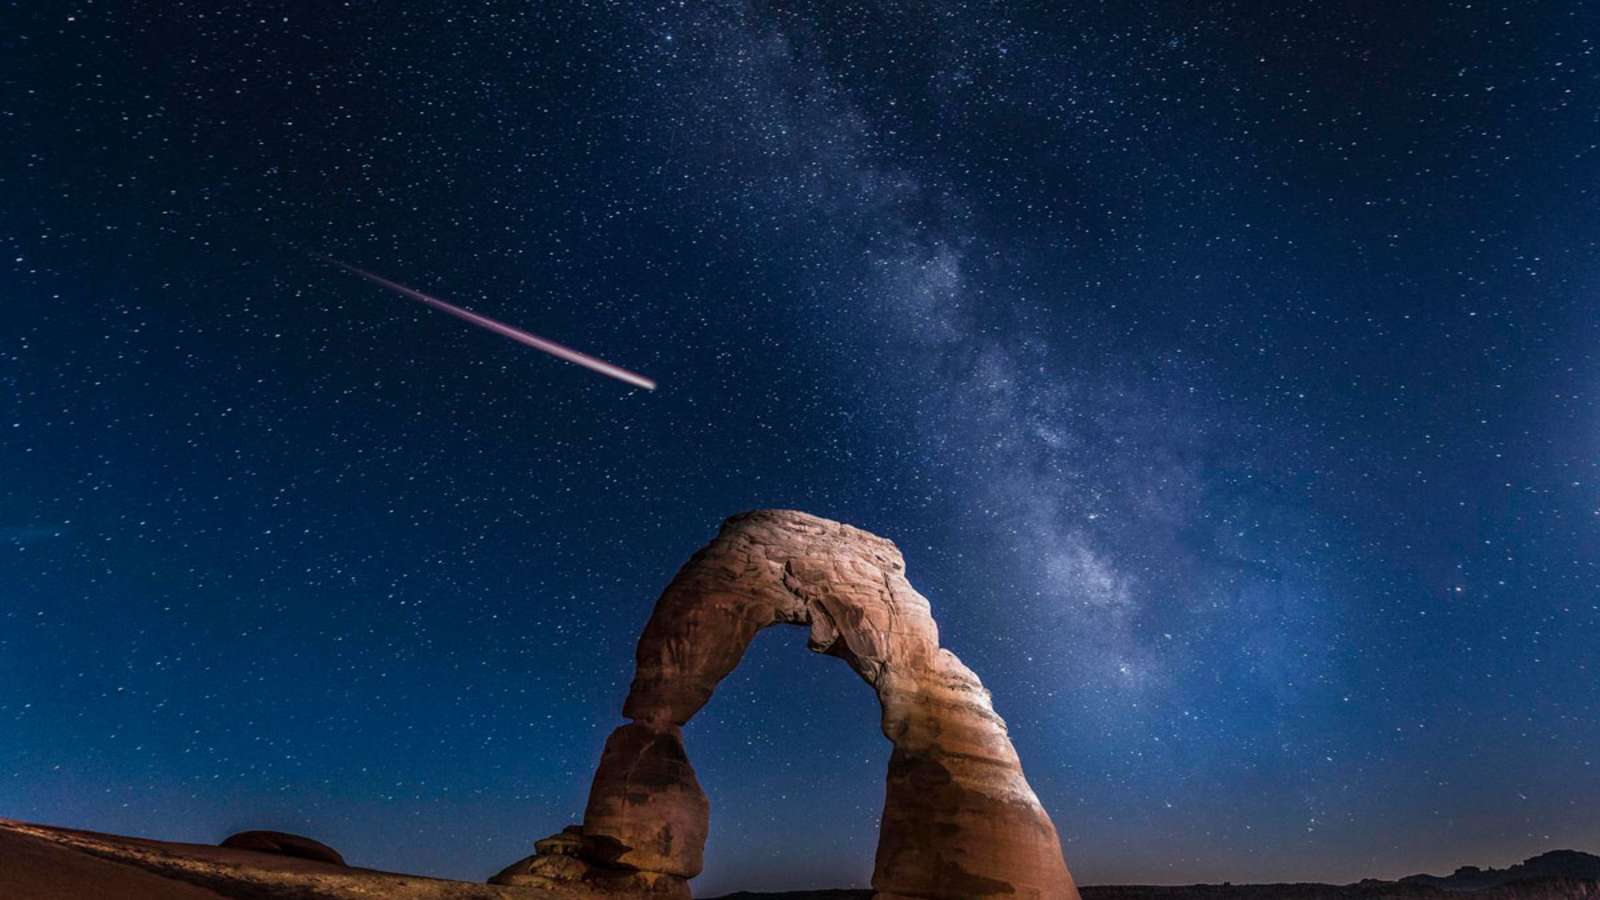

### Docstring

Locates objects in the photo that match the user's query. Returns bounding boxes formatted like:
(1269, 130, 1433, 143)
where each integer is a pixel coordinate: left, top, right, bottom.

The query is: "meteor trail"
(324, 258, 657, 391)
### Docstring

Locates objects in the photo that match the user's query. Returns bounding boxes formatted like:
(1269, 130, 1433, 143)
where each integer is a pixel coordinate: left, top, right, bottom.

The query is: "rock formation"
(492, 509, 1079, 900)
(1400, 852, 1600, 891)
(1, 818, 524, 899)
(220, 830, 346, 866)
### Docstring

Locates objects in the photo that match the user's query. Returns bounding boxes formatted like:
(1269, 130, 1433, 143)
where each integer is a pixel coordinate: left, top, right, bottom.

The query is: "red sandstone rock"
(580, 722, 708, 878)
(489, 830, 691, 899)
(219, 829, 345, 866)
(506, 510, 1080, 900)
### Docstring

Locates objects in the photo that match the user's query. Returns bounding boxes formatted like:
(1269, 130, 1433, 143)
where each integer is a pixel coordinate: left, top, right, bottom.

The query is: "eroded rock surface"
(490, 823, 691, 899)
(507, 510, 1079, 900)
(580, 722, 708, 878)
(220, 829, 346, 866)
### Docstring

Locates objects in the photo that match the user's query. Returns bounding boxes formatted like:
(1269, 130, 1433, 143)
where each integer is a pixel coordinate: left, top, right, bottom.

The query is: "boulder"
(219, 830, 345, 867)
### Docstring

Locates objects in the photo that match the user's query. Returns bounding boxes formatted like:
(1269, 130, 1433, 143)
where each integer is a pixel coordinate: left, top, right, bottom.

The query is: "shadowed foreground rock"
(0, 819, 521, 899)
(493, 509, 1079, 900)
(220, 830, 346, 866)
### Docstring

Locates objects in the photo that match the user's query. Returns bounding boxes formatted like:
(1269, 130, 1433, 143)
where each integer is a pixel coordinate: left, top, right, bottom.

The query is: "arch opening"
(687, 625, 886, 895)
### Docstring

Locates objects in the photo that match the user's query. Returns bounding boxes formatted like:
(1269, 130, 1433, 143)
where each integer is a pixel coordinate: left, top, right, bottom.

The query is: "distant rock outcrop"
(219, 829, 345, 866)
(695, 851, 1600, 900)
(492, 509, 1078, 900)
(1081, 883, 1600, 900)
(1054, 852, 1600, 900)
(1401, 852, 1600, 891)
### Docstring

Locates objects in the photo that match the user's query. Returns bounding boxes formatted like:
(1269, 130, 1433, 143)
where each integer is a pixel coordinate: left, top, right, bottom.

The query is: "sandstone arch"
(493, 510, 1079, 900)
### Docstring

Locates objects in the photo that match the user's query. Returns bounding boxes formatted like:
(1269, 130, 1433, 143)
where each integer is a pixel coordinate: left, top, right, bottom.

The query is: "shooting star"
(324, 258, 657, 391)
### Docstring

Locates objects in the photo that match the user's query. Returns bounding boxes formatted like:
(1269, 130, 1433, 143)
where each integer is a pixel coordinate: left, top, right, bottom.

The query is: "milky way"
(3, 2, 1597, 895)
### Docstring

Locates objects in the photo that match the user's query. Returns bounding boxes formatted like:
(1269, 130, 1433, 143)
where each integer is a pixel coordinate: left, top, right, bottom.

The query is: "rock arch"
(493, 510, 1079, 900)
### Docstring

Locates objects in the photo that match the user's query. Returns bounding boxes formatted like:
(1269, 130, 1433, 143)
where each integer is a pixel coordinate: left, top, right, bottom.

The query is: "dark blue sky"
(3, 1, 1598, 894)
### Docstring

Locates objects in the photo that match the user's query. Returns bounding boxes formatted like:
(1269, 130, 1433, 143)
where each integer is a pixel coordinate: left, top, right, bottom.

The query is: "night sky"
(4, 1, 1599, 894)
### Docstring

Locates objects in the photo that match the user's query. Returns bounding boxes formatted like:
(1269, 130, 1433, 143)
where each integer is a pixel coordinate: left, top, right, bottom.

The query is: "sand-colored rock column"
(579, 723, 708, 878)
(501, 510, 1080, 900)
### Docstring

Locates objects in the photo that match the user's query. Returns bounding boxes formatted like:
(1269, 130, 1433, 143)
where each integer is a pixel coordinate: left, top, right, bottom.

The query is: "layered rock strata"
(495, 510, 1078, 900)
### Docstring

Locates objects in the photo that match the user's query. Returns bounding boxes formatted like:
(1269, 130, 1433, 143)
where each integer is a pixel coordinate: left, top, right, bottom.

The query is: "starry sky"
(3, 1, 1599, 894)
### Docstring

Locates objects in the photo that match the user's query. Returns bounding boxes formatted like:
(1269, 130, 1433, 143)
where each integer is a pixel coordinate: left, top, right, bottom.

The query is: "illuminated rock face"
(493, 510, 1079, 900)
